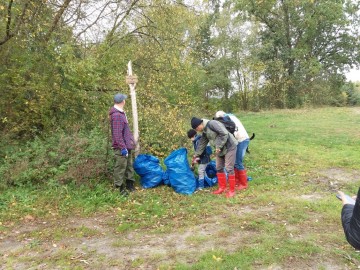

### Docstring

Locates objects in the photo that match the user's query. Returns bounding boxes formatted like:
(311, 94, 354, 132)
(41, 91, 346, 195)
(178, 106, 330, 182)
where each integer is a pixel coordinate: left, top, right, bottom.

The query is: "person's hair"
(187, 129, 197, 138)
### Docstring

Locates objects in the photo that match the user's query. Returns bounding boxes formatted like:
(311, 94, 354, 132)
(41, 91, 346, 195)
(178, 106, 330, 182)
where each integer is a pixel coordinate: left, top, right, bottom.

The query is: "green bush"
(0, 127, 111, 190)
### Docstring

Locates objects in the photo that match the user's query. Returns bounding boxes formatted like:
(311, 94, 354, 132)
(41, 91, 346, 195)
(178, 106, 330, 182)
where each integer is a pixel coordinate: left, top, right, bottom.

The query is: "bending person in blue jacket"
(187, 129, 212, 190)
(338, 188, 360, 250)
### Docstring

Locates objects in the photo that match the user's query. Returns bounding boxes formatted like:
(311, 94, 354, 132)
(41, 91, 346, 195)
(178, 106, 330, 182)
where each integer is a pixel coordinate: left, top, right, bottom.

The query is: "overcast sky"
(346, 68, 360, 82)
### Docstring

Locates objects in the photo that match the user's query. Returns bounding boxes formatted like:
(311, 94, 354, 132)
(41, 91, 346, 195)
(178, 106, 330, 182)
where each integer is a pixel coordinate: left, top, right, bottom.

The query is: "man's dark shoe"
(126, 180, 136, 192)
(119, 185, 129, 197)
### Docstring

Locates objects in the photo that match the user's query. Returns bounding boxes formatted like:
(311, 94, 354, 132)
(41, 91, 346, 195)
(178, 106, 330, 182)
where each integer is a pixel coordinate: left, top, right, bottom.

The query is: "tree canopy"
(0, 0, 359, 153)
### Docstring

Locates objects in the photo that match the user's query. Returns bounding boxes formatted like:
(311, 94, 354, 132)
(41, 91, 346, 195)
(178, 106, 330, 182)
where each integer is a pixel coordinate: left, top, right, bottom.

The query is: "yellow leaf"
(212, 255, 222, 261)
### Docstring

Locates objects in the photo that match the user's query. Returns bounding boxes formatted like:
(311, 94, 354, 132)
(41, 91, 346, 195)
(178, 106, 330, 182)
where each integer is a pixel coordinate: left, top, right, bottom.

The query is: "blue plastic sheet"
(133, 154, 165, 188)
(164, 148, 196, 195)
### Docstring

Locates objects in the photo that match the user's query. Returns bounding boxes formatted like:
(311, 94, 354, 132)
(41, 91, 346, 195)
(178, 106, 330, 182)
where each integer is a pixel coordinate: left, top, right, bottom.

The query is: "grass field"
(1, 107, 360, 269)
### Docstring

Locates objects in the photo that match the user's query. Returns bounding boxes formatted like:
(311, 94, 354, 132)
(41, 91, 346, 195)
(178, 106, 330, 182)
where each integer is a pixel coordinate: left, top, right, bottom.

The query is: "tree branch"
(75, 1, 111, 39)
(5, 0, 13, 38)
(106, 0, 140, 41)
(44, 0, 72, 42)
(0, 0, 29, 46)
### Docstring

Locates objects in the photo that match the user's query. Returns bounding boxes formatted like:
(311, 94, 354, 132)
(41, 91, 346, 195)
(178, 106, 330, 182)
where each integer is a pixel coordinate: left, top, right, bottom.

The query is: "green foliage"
(234, 0, 360, 108)
(1, 0, 360, 144)
(0, 127, 109, 190)
(0, 181, 122, 222)
(0, 1, 206, 153)
(108, 3, 205, 156)
(342, 81, 360, 105)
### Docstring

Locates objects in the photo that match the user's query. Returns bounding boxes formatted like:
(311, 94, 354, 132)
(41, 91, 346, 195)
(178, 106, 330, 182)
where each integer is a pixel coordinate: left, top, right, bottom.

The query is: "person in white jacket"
(215, 111, 249, 190)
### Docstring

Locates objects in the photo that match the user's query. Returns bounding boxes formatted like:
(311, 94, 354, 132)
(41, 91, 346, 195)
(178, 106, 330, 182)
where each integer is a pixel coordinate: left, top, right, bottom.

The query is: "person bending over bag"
(338, 188, 360, 250)
(190, 117, 238, 198)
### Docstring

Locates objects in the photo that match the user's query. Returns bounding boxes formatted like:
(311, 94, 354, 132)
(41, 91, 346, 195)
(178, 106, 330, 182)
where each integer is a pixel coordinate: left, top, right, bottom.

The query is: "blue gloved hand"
(121, 148, 128, 157)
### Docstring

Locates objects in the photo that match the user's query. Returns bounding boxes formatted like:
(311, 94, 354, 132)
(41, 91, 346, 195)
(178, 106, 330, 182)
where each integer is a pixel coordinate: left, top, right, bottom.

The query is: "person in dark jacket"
(338, 188, 360, 250)
(109, 93, 136, 196)
(187, 129, 212, 190)
(190, 117, 238, 198)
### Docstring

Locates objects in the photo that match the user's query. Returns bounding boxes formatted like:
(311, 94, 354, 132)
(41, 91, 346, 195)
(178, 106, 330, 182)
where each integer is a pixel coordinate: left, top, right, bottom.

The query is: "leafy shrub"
(0, 127, 110, 190)
(0, 113, 196, 190)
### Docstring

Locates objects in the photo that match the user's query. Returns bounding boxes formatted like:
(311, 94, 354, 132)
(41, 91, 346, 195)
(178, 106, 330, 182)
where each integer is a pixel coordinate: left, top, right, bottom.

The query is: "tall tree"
(235, 0, 360, 108)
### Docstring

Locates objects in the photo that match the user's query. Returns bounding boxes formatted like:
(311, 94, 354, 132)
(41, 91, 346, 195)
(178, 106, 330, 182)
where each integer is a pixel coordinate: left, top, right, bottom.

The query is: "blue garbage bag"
(164, 148, 196, 195)
(193, 161, 217, 189)
(204, 160, 217, 187)
(133, 154, 165, 188)
(162, 170, 171, 186)
(205, 160, 217, 178)
(193, 175, 217, 189)
(204, 174, 217, 187)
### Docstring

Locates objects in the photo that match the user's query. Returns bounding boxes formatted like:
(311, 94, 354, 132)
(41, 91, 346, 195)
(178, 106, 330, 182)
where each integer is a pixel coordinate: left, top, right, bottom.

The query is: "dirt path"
(0, 207, 352, 270)
(1, 206, 259, 269)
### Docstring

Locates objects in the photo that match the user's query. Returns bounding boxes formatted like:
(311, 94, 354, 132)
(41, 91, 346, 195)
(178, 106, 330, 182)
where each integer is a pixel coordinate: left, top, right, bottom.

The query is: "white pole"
(127, 61, 140, 156)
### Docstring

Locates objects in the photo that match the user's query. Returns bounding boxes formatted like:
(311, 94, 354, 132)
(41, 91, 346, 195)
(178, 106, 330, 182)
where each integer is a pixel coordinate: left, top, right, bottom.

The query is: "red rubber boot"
(226, 174, 236, 198)
(213, 172, 227, 195)
(237, 169, 248, 190)
(234, 169, 241, 188)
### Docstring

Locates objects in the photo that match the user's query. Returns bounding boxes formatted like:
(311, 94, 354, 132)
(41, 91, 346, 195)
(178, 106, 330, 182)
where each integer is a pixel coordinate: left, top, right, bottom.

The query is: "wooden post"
(126, 61, 140, 156)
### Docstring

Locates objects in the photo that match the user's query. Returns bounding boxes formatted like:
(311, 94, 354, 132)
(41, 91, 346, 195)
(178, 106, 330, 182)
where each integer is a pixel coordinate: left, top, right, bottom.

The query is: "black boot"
(126, 180, 136, 192)
(119, 185, 129, 197)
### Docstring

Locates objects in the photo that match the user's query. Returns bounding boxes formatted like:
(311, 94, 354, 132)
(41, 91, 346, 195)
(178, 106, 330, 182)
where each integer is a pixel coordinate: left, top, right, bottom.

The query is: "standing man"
(191, 117, 238, 198)
(109, 93, 136, 196)
(215, 111, 250, 190)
